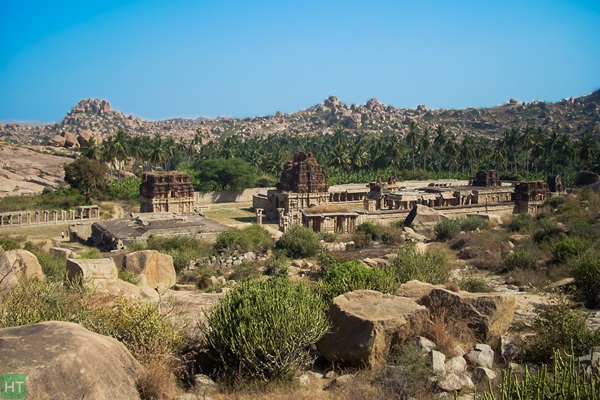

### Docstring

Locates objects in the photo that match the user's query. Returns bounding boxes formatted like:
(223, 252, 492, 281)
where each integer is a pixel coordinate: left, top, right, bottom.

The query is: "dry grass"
(137, 357, 182, 400)
(425, 299, 476, 356)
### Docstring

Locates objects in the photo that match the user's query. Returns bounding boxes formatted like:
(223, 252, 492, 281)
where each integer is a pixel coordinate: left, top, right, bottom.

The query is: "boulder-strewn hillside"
(2, 90, 599, 146)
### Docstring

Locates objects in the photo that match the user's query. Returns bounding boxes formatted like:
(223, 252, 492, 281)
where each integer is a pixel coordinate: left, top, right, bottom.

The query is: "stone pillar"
(256, 208, 264, 225)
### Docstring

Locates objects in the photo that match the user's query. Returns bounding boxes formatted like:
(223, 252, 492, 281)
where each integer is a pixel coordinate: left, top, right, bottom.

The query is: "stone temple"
(139, 171, 195, 214)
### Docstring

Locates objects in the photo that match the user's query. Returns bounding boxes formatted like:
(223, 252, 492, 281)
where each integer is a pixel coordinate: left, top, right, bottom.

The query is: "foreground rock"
(317, 290, 429, 367)
(419, 288, 515, 344)
(124, 250, 176, 288)
(0, 321, 143, 400)
(0, 249, 45, 296)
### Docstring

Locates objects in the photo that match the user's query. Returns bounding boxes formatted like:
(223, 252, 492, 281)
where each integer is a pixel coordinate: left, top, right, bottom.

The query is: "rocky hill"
(2, 90, 599, 147)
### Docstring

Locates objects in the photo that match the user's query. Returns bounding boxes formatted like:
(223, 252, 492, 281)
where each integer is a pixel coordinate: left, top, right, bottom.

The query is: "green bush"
(202, 277, 330, 385)
(276, 225, 321, 258)
(390, 247, 451, 284)
(545, 195, 566, 208)
(459, 216, 488, 231)
(571, 249, 600, 308)
(356, 221, 382, 240)
(505, 213, 533, 232)
(318, 261, 395, 301)
(552, 234, 588, 263)
(503, 249, 536, 272)
(319, 231, 337, 243)
(214, 225, 272, 255)
(265, 251, 289, 277)
(524, 295, 600, 363)
(434, 219, 461, 241)
(457, 276, 492, 293)
(146, 236, 212, 273)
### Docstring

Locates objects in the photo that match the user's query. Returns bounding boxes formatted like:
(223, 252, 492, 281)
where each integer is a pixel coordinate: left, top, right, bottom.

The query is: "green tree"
(194, 158, 257, 190)
(64, 158, 108, 202)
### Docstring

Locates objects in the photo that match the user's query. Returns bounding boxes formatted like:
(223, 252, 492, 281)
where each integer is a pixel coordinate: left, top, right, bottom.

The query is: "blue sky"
(1, 0, 599, 122)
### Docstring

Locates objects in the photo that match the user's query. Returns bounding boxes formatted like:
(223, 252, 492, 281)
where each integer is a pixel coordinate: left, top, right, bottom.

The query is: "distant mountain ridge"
(1, 90, 599, 146)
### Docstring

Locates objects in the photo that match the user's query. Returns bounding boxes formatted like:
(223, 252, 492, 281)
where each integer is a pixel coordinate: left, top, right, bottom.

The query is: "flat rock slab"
(317, 290, 429, 367)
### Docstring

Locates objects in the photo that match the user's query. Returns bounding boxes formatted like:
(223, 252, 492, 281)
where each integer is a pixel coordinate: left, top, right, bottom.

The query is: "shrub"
(434, 219, 461, 241)
(505, 213, 533, 232)
(524, 295, 600, 363)
(356, 221, 382, 240)
(351, 232, 372, 248)
(318, 261, 395, 301)
(214, 225, 272, 255)
(457, 276, 492, 293)
(552, 234, 588, 263)
(202, 277, 330, 385)
(545, 195, 566, 208)
(319, 231, 337, 243)
(276, 225, 321, 258)
(459, 216, 488, 231)
(390, 246, 451, 284)
(264, 251, 288, 277)
(571, 249, 600, 308)
(146, 236, 212, 273)
(503, 249, 536, 272)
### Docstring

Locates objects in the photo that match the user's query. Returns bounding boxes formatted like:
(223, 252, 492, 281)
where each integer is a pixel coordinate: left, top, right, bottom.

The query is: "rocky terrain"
(0, 142, 74, 197)
(2, 90, 599, 147)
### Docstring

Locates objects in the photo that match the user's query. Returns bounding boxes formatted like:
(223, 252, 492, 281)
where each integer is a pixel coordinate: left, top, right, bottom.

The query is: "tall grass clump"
(318, 261, 395, 301)
(202, 277, 329, 386)
(434, 219, 461, 241)
(505, 213, 533, 233)
(390, 246, 451, 284)
(275, 225, 321, 258)
(459, 216, 489, 231)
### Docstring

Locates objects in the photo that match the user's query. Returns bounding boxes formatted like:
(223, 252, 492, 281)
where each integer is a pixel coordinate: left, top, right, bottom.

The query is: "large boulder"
(317, 290, 430, 367)
(0, 250, 45, 296)
(419, 288, 515, 344)
(574, 170, 600, 188)
(0, 321, 143, 400)
(403, 204, 447, 236)
(123, 250, 176, 288)
(66, 258, 118, 287)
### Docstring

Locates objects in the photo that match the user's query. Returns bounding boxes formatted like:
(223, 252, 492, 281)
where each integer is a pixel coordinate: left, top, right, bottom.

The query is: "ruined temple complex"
(254, 153, 562, 234)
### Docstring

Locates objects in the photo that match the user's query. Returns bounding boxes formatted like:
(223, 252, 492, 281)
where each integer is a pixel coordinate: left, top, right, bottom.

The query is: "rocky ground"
(0, 142, 74, 197)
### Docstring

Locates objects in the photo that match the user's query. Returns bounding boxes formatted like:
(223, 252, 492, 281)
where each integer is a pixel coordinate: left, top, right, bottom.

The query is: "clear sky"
(1, 0, 599, 122)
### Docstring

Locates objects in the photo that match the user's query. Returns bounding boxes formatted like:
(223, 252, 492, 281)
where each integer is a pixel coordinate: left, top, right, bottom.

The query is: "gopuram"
(139, 171, 195, 214)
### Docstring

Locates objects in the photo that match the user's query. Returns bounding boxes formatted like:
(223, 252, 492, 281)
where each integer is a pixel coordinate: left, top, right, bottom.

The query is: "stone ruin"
(139, 171, 195, 214)
(277, 152, 329, 193)
(513, 180, 550, 202)
(471, 170, 500, 187)
(547, 174, 565, 193)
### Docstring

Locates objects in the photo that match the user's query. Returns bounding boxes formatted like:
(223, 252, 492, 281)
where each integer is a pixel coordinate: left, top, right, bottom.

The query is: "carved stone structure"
(0, 206, 100, 228)
(277, 152, 328, 193)
(547, 174, 565, 193)
(471, 170, 500, 187)
(513, 180, 550, 213)
(140, 172, 194, 214)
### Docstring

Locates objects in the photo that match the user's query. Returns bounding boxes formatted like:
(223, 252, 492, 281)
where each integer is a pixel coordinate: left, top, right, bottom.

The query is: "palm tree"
(577, 133, 598, 170)
(405, 121, 420, 172)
